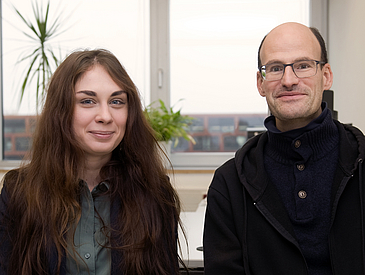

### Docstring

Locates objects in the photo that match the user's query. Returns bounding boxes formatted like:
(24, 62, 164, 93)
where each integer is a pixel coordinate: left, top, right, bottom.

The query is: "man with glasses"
(203, 22, 365, 274)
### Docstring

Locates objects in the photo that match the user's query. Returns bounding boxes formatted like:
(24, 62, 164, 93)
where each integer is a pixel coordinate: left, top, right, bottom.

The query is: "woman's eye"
(80, 99, 94, 105)
(110, 99, 126, 105)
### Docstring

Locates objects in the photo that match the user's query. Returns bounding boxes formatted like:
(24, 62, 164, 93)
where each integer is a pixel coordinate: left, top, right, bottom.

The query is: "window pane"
(2, 0, 149, 160)
(170, 0, 309, 153)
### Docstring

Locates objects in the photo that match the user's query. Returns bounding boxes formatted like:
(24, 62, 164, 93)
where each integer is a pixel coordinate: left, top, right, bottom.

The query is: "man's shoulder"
(336, 120, 365, 146)
(215, 132, 267, 175)
(341, 122, 365, 138)
(335, 120, 363, 134)
(334, 120, 365, 162)
(209, 157, 244, 205)
(213, 158, 238, 184)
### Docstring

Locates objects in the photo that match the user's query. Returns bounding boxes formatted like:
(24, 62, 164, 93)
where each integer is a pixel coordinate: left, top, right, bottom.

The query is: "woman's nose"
(95, 104, 113, 123)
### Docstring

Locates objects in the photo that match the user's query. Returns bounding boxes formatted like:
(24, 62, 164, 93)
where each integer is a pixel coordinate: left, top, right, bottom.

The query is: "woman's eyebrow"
(76, 90, 96, 96)
(75, 90, 126, 97)
(111, 90, 126, 97)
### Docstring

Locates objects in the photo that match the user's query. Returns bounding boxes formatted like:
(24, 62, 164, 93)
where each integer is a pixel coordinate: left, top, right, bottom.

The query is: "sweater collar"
(265, 102, 328, 138)
(264, 103, 339, 164)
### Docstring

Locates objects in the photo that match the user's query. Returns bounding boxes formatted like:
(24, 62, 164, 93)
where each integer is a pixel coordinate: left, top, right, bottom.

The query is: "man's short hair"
(257, 26, 328, 69)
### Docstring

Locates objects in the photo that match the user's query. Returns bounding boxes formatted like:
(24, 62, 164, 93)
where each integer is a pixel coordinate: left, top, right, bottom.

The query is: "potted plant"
(144, 99, 195, 154)
(13, 0, 68, 110)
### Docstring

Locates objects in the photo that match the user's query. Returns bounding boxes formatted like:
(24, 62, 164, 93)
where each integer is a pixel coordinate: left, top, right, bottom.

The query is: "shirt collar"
(80, 180, 110, 194)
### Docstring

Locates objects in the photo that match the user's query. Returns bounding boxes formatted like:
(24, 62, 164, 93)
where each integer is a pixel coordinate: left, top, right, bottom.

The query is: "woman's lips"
(89, 131, 114, 139)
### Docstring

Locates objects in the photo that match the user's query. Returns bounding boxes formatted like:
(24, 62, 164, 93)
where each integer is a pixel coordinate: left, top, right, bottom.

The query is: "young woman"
(0, 49, 183, 275)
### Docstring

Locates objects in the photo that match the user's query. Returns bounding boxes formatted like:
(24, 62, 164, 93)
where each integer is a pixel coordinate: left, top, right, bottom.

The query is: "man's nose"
(281, 65, 299, 87)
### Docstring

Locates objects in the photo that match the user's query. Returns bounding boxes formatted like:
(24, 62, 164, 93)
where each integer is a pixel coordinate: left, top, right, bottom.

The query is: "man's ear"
(322, 63, 333, 90)
(257, 71, 266, 97)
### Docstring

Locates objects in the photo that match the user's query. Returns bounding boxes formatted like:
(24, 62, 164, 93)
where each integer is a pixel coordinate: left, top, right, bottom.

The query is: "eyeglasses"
(259, 60, 326, 81)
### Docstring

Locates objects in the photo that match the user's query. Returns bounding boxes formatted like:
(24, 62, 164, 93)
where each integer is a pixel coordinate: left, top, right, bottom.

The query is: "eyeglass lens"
(262, 60, 319, 81)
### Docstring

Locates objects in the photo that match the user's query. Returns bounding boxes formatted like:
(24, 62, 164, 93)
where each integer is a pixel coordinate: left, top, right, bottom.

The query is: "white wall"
(170, 171, 213, 211)
(329, 0, 365, 131)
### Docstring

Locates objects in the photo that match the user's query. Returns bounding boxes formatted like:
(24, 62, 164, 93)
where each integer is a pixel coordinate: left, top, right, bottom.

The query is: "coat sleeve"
(0, 185, 11, 275)
(203, 163, 246, 275)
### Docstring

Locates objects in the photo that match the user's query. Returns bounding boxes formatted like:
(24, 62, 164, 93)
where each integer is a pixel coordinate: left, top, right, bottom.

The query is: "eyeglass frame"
(259, 60, 326, 81)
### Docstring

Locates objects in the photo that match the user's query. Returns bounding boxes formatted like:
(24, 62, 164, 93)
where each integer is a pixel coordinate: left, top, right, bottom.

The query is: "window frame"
(151, 0, 328, 169)
(0, 0, 328, 170)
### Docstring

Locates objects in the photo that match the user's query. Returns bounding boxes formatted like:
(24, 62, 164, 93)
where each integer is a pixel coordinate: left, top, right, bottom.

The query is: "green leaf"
(13, 0, 69, 109)
(144, 99, 195, 146)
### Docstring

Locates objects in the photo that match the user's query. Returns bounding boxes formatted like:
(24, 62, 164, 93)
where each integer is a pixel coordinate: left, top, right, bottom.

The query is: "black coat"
(203, 120, 365, 275)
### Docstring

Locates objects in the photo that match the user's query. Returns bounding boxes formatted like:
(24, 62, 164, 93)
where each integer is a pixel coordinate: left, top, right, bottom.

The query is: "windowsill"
(0, 152, 231, 174)
(169, 152, 234, 170)
(0, 160, 22, 171)
(169, 169, 215, 174)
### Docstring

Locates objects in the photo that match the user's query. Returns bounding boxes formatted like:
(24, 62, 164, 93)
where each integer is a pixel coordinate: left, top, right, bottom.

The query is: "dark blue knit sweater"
(264, 104, 339, 275)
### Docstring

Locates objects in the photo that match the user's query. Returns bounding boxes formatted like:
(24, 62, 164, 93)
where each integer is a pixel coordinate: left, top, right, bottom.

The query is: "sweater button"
(297, 164, 305, 171)
(294, 140, 301, 148)
(84, 253, 91, 259)
(298, 190, 307, 199)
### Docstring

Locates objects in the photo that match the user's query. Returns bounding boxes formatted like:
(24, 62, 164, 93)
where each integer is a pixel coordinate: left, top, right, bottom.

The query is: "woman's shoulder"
(0, 170, 19, 214)
(2, 168, 23, 193)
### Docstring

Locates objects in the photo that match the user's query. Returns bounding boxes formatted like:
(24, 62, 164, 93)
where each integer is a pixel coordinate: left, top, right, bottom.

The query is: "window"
(1, 0, 149, 161)
(0, 0, 327, 169)
(167, 0, 311, 167)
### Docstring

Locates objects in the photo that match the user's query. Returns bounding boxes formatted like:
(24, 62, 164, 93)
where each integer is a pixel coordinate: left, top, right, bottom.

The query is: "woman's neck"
(82, 155, 110, 191)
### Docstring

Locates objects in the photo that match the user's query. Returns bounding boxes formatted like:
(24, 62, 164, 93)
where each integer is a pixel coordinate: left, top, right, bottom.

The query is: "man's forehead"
(261, 46, 319, 65)
(260, 23, 321, 64)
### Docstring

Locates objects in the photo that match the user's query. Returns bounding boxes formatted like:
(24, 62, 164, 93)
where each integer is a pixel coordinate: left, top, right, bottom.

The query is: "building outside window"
(1, 0, 315, 167)
(2, 0, 150, 160)
(168, 0, 310, 167)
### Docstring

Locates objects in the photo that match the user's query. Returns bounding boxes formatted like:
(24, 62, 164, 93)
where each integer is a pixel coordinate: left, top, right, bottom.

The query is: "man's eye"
(268, 65, 283, 73)
(295, 62, 312, 70)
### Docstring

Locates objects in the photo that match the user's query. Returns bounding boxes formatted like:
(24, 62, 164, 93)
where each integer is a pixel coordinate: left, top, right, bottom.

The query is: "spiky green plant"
(13, 1, 66, 109)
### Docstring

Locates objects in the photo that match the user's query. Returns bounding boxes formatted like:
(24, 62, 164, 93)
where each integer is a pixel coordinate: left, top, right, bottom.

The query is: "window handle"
(158, 68, 163, 88)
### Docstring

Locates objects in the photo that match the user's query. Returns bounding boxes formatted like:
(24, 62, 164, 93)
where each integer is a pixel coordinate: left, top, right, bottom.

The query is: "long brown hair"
(2, 49, 183, 274)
